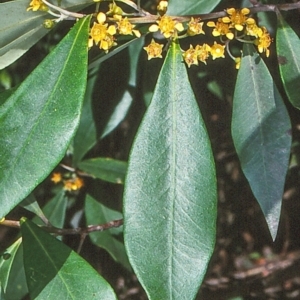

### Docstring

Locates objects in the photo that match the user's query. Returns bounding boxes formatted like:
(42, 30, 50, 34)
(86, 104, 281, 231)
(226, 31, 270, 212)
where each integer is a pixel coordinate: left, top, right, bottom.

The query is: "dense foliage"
(1, 0, 300, 299)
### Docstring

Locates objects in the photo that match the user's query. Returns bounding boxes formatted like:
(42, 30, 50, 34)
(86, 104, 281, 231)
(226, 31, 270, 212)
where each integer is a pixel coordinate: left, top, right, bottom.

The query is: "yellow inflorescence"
(27, 0, 272, 67)
(88, 12, 117, 52)
(51, 172, 84, 192)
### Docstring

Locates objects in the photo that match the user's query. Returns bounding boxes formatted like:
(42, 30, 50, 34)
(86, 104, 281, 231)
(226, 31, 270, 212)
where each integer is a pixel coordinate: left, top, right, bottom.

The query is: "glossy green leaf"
(0, 0, 92, 69)
(78, 158, 127, 184)
(21, 218, 117, 299)
(73, 47, 134, 166)
(33, 189, 67, 228)
(231, 44, 291, 240)
(0, 16, 90, 219)
(0, 238, 28, 300)
(124, 42, 217, 300)
(72, 68, 99, 166)
(168, 0, 221, 15)
(0, 88, 16, 106)
(276, 15, 300, 109)
(20, 194, 49, 225)
(85, 195, 131, 270)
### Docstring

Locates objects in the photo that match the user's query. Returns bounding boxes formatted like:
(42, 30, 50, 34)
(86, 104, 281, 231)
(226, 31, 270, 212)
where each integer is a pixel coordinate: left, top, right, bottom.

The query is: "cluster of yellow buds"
(51, 172, 84, 192)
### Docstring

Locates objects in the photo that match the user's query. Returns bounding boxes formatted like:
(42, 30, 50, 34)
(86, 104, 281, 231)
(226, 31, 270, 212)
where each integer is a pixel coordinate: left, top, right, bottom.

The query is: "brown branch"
(0, 218, 124, 235)
(125, 1, 300, 24)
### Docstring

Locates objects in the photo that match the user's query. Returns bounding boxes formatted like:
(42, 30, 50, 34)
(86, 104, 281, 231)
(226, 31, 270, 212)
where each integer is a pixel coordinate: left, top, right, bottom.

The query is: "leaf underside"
(124, 41, 217, 300)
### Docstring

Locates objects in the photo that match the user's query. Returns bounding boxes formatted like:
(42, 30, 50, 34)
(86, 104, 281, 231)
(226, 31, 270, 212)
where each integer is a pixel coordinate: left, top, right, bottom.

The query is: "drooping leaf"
(73, 48, 133, 166)
(72, 68, 99, 166)
(78, 158, 127, 184)
(85, 195, 131, 270)
(123, 41, 217, 300)
(168, 0, 221, 15)
(20, 194, 49, 225)
(33, 189, 67, 228)
(231, 44, 291, 240)
(0, 0, 92, 69)
(1, 239, 28, 300)
(276, 15, 300, 109)
(0, 16, 90, 219)
(21, 218, 117, 299)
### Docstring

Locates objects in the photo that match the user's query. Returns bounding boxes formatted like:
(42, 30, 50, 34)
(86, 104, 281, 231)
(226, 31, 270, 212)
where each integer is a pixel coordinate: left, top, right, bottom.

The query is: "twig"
(0, 218, 124, 235)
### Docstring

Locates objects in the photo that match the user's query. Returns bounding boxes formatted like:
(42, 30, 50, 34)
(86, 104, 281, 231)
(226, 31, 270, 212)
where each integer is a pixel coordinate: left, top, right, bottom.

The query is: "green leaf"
(0, 0, 92, 69)
(20, 218, 117, 299)
(123, 42, 217, 300)
(20, 194, 49, 225)
(73, 47, 134, 166)
(231, 44, 291, 240)
(168, 0, 221, 14)
(0, 238, 28, 300)
(0, 16, 90, 219)
(0, 88, 16, 107)
(78, 158, 127, 184)
(33, 189, 67, 228)
(72, 68, 99, 166)
(276, 15, 300, 109)
(85, 195, 131, 270)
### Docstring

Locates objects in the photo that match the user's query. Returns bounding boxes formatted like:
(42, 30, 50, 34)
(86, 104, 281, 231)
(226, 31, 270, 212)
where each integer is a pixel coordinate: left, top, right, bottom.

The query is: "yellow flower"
(89, 12, 117, 51)
(235, 57, 241, 69)
(51, 172, 62, 184)
(245, 21, 262, 37)
(157, 0, 168, 16)
(149, 16, 184, 39)
(187, 18, 204, 36)
(117, 17, 141, 37)
(196, 43, 211, 64)
(99, 34, 117, 52)
(207, 18, 234, 40)
(210, 42, 225, 60)
(222, 8, 255, 31)
(143, 39, 164, 60)
(107, 1, 123, 16)
(89, 23, 109, 44)
(63, 177, 84, 191)
(255, 26, 272, 57)
(27, 0, 48, 11)
(183, 45, 199, 68)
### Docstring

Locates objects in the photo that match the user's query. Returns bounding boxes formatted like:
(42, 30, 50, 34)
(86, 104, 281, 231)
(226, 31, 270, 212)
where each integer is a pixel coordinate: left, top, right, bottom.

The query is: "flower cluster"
(88, 9, 141, 52)
(182, 42, 225, 67)
(27, 0, 272, 67)
(88, 12, 117, 52)
(51, 172, 84, 192)
(207, 8, 272, 58)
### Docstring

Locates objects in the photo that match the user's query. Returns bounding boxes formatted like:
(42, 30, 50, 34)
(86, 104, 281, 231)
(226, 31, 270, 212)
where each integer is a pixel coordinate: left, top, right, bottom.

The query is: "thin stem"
(42, 0, 85, 19)
(0, 218, 124, 235)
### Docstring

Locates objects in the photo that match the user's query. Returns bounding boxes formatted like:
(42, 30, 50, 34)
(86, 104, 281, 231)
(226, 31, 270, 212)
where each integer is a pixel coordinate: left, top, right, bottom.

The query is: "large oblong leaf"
(123, 41, 217, 300)
(0, 0, 92, 69)
(0, 16, 90, 218)
(231, 44, 291, 240)
(20, 218, 117, 299)
(276, 15, 300, 109)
